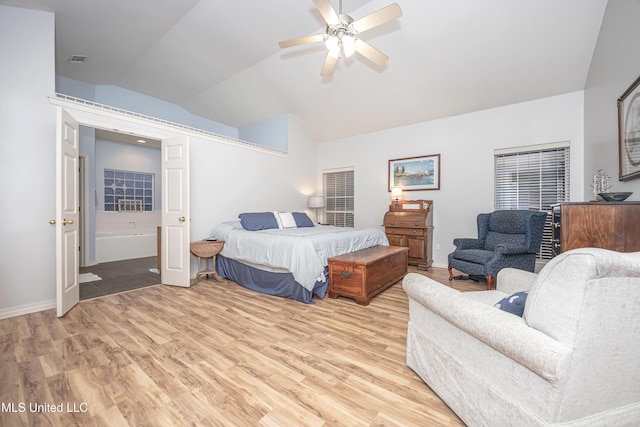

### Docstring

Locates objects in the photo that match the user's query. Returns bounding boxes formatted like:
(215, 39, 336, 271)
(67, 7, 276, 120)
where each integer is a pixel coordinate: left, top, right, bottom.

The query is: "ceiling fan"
(278, 0, 402, 77)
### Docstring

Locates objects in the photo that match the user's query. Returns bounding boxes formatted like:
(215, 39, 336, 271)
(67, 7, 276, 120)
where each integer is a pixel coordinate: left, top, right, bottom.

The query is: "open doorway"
(79, 257, 161, 300)
(54, 103, 191, 317)
(78, 127, 163, 300)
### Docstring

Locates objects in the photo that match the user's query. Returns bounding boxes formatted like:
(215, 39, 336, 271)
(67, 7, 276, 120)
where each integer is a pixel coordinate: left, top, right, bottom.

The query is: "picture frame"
(388, 154, 440, 191)
(618, 73, 640, 181)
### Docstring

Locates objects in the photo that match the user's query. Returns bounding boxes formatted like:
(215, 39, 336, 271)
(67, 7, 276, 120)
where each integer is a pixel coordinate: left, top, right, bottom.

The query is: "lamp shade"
(308, 196, 325, 209)
(391, 187, 404, 199)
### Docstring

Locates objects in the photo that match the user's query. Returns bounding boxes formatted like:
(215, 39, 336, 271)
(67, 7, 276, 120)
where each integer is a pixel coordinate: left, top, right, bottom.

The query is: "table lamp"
(308, 196, 325, 223)
(391, 186, 404, 208)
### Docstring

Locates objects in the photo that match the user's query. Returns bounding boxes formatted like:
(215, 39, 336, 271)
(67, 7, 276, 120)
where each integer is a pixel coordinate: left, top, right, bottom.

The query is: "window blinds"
(323, 169, 355, 227)
(494, 145, 570, 260)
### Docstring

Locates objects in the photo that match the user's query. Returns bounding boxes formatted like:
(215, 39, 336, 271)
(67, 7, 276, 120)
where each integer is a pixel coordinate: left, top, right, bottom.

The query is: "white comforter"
(210, 222, 389, 291)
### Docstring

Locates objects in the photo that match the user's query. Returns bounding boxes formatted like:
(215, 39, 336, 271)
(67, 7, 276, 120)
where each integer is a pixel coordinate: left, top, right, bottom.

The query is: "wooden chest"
(328, 246, 408, 305)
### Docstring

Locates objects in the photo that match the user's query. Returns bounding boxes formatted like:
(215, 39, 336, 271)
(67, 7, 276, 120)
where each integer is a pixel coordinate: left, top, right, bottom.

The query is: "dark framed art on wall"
(388, 154, 440, 191)
(618, 73, 640, 181)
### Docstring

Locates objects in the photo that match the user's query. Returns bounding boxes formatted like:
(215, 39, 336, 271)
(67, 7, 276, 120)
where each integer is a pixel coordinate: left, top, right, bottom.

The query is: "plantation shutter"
(494, 143, 570, 260)
(323, 169, 354, 227)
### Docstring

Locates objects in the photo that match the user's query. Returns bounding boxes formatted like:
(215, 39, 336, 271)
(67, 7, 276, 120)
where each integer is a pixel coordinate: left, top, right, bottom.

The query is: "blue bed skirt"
(216, 255, 329, 304)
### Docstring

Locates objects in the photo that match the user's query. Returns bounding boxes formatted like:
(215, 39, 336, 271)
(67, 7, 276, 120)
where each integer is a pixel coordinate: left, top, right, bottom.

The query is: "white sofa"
(403, 248, 640, 426)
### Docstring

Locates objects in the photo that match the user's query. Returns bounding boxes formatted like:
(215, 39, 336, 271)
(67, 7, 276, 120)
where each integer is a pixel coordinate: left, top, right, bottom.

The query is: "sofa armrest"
(403, 273, 572, 382)
(496, 268, 538, 295)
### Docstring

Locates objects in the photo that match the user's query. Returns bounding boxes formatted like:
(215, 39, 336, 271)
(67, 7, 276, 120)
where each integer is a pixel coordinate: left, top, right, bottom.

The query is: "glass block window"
(104, 169, 154, 212)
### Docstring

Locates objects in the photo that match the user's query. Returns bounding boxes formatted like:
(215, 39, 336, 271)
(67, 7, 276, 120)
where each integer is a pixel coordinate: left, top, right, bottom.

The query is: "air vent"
(67, 55, 88, 64)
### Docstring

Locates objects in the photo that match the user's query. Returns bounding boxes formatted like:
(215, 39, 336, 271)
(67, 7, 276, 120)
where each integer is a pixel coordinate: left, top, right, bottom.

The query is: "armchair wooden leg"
(448, 265, 453, 281)
(486, 276, 494, 290)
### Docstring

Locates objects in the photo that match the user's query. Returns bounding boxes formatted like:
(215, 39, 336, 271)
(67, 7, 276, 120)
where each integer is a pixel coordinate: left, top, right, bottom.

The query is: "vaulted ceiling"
(1, 0, 608, 141)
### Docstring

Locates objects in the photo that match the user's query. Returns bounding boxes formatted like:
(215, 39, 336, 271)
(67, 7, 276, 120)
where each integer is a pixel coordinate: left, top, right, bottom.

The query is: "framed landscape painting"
(388, 154, 440, 191)
(618, 73, 640, 181)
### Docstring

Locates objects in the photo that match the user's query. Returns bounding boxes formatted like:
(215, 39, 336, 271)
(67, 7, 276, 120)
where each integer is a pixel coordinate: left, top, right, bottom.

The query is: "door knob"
(49, 219, 56, 225)
(62, 219, 73, 225)
(179, 216, 186, 222)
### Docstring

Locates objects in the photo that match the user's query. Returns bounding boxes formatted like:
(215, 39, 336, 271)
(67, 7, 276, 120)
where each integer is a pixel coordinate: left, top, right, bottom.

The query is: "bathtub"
(95, 211, 160, 263)
(96, 230, 158, 263)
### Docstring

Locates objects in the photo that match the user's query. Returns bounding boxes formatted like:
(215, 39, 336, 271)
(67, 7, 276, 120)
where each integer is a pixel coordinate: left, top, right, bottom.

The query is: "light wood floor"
(0, 267, 483, 426)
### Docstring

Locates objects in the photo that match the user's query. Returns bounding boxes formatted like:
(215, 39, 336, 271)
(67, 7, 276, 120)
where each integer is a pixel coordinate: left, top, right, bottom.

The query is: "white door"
(56, 108, 80, 316)
(161, 136, 190, 286)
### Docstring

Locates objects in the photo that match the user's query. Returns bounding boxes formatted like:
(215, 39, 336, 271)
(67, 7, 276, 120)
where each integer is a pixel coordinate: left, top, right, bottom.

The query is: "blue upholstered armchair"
(447, 210, 547, 290)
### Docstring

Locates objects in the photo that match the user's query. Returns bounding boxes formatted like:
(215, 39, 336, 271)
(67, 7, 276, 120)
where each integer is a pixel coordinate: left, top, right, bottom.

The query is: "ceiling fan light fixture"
(325, 36, 341, 58)
(278, 0, 402, 77)
(341, 34, 356, 58)
(325, 35, 339, 50)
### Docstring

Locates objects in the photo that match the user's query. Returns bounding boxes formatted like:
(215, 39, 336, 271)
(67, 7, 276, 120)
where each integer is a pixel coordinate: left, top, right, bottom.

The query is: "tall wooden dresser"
(551, 202, 640, 256)
(383, 199, 433, 270)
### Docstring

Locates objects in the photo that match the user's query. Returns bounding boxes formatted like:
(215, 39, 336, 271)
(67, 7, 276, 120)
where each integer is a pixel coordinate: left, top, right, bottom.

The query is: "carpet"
(79, 273, 102, 283)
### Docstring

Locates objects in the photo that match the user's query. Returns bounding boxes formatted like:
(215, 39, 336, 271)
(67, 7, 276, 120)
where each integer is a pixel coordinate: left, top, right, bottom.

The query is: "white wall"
(239, 114, 289, 152)
(0, 6, 56, 313)
(584, 0, 640, 200)
(189, 115, 318, 242)
(317, 92, 585, 268)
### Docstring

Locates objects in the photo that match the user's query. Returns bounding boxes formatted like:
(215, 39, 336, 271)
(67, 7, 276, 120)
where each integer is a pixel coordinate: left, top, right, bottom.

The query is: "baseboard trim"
(0, 299, 56, 320)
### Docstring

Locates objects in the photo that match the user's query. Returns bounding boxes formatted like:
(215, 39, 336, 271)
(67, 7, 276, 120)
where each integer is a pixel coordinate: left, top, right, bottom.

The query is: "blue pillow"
(238, 212, 279, 231)
(494, 291, 528, 317)
(292, 212, 314, 228)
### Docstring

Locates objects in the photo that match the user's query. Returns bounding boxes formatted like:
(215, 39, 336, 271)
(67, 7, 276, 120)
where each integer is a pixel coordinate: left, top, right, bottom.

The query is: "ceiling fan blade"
(352, 39, 389, 66)
(352, 3, 402, 33)
(279, 34, 325, 49)
(313, 0, 340, 26)
(321, 52, 338, 76)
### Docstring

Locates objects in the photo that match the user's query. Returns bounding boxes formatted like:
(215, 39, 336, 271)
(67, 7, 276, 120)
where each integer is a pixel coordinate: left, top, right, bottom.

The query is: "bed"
(209, 212, 389, 303)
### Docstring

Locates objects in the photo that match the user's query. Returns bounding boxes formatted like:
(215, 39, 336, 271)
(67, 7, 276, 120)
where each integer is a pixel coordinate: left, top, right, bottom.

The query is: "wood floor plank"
(0, 266, 466, 426)
(92, 405, 130, 427)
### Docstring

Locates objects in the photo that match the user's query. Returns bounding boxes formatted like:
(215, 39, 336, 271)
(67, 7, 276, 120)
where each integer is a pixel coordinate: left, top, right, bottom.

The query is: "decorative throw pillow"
(292, 212, 314, 227)
(494, 291, 529, 317)
(238, 212, 279, 231)
(277, 212, 297, 228)
(273, 211, 283, 229)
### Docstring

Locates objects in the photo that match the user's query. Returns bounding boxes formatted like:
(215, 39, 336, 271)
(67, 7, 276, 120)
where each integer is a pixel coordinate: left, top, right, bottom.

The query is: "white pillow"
(273, 211, 283, 228)
(277, 212, 297, 228)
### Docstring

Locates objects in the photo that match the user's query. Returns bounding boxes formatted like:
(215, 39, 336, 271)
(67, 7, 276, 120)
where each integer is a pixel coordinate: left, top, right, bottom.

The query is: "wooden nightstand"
(190, 240, 225, 283)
